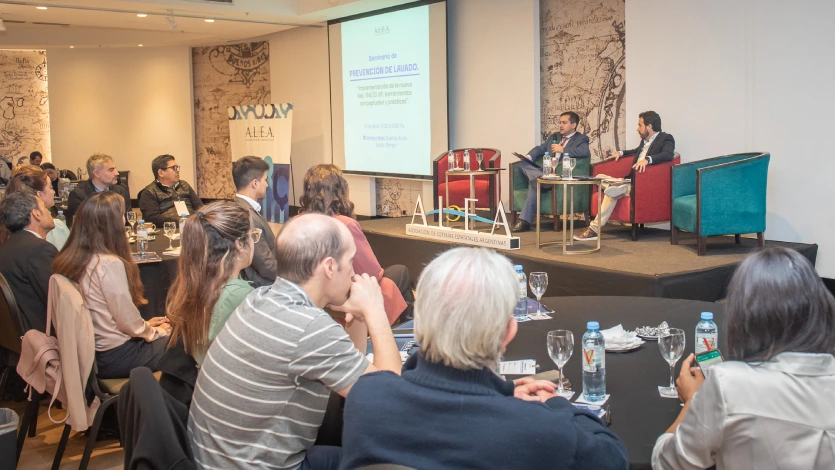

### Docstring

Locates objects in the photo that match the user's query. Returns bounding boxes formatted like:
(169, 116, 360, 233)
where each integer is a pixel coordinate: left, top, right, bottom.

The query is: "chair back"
(0, 272, 25, 355)
(672, 152, 766, 199)
(433, 148, 501, 206)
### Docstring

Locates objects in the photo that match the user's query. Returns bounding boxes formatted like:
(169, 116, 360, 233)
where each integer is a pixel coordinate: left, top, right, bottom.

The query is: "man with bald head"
(188, 213, 401, 470)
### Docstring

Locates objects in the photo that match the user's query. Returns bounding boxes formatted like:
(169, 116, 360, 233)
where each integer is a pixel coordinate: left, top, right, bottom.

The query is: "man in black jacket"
(575, 110, 675, 241)
(232, 156, 278, 287)
(66, 153, 131, 226)
(0, 192, 57, 332)
(138, 155, 203, 227)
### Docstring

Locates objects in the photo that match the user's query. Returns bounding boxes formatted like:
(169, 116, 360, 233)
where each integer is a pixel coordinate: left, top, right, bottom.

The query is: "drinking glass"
(529, 272, 548, 316)
(476, 150, 484, 171)
(658, 328, 686, 397)
(126, 211, 137, 235)
(569, 158, 577, 180)
(547, 330, 574, 397)
(163, 222, 177, 251)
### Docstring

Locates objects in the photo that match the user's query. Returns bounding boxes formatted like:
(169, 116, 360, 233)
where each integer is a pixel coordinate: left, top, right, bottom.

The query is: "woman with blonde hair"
(300, 164, 413, 325)
(166, 201, 256, 365)
(0, 165, 70, 249)
(53, 192, 170, 378)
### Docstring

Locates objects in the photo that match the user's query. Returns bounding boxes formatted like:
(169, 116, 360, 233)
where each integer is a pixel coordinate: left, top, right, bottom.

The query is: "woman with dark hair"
(652, 247, 835, 469)
(1, 165, 69, 249)
(53, 192, 170, 379)
(300, 164, 413, 325)
(166, 201, 255, 366)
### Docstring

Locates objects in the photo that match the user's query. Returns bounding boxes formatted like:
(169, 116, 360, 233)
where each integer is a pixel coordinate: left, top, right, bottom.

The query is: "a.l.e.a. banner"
(228, 103, 293, 223)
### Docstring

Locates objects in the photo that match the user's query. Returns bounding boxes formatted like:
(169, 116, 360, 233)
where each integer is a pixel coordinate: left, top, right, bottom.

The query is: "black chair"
(0, 272, 40, 461)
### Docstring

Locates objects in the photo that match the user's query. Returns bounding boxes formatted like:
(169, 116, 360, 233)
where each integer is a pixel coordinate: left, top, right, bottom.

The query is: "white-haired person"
(340, 247, 629, 469)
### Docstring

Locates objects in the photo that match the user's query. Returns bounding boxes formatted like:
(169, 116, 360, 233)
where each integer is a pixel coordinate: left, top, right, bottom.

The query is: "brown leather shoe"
(573, 227, 598, 241)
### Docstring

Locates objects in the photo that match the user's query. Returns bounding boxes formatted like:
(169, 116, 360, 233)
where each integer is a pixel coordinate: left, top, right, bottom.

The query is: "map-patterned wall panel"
(541, 0, 625, 162)
(0, 50, 50, 166)
(193, 42, 271, 199)
(376, 177, 423, 217)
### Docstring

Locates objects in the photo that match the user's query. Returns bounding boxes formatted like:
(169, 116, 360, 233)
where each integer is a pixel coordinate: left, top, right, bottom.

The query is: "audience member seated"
(232, 156, 278, 287)
(652, 247, 835, 469)
(167, 201, 255, 366)
(340, 247, 629, 469)
(0, 191, 57, 332)
(29, 151, 43, 167)
(188, 213, 402, 470)
(53, 192, 171, 379)
(300, 164, 414, 325)
(3, 165, 70, 249)
(139, 154, 202, 226)
(40, 162, 60, 193)
(66, 153, 130, 225)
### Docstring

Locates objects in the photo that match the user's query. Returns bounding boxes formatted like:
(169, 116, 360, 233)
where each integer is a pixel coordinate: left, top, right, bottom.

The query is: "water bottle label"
(695, 334, 717, 353)
(582, 345, 605, 372)
(519, 281, 526, 298)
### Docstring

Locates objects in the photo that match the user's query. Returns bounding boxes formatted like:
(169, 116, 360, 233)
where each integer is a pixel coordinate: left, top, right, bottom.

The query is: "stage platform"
(360, 217, 818, 301)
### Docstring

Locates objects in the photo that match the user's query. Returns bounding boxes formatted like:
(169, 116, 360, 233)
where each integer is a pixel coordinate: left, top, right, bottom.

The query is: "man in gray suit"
(513, 111, 591, 232)
(233, 156, 278, 287)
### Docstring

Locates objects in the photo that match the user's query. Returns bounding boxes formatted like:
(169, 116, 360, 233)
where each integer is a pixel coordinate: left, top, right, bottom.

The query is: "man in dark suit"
(513, 111, 591, 232)
(66, 153, 131, 226)
(0, 191, 57, 332)
(575, 110, 675, 241)
(232, 156, 278, 287)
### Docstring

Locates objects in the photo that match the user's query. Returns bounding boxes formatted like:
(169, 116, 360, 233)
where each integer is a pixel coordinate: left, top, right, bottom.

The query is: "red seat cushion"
(591, 192, 632, 222)
(438, 180, 492, 207)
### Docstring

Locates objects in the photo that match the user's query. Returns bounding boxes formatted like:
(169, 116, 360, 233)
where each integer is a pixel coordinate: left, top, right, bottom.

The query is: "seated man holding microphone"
(575, 110, 675, 241)
(513, 111, 591, 232)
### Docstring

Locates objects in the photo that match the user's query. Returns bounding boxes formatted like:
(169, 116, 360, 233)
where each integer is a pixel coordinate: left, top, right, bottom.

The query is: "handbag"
(16, 304, 67, 423)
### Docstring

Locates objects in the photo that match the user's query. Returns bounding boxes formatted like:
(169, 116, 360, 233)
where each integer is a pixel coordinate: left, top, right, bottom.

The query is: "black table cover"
(136, 235, 180, 319)
(504, 296, 726, 470)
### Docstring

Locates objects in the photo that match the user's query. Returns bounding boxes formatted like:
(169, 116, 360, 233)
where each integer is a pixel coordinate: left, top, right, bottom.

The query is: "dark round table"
(135, 235, 180, 319)
(504, 296, 726, 470)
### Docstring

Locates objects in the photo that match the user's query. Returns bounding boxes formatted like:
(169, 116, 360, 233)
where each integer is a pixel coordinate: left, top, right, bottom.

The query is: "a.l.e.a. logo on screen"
(374, 25, 390, 35)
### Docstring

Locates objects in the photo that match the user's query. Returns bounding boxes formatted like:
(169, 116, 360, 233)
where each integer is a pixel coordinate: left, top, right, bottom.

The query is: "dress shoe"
(574, 227, 598, 241)
(512, 220, 531, 232)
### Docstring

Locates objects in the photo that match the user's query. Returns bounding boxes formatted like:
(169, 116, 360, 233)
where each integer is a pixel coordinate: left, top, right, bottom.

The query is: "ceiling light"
(138, 44, 143, 47)
(69, 45, 74, 48)
(36, 6, 47, 10)
(137, 13, 147, 18)
(0, 15, 5, 32)
(204, 19, 215, 23)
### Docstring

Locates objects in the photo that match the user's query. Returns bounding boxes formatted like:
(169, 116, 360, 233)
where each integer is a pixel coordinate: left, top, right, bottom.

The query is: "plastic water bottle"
(514, 265, 527, 321)
(179, 214, 188, 234)
(695, 312, 718, 354)
(582, 321, 607, 401)
(542, 151, 551, 176)
(562, 153, 571, 178)
(55, 211, 66, 223)
(447, 150, 454, 171)
(136, 219, 148, 255)
(463, 149, 471, 171)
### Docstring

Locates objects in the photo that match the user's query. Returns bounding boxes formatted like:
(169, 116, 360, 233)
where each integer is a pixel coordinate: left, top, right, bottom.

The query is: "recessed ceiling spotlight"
(36, 6, 48, 10)
(204, 19, 215, 23)
(138, 44, 143, 47)
(137, 14, 147, 18)
(69, 45, 74, 48)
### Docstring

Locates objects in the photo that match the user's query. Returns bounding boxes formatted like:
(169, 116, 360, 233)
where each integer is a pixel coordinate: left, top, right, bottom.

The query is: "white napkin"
(600, 324, 643, 349)
(163, 246, 181, 257)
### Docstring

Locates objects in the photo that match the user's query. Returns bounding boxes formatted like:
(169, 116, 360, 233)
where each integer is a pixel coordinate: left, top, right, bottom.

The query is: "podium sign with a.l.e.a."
(405, 195, 520, 250)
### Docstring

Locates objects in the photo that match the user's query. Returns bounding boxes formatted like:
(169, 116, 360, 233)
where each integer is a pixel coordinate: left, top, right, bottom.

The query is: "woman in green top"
(166, 200, 261, 365)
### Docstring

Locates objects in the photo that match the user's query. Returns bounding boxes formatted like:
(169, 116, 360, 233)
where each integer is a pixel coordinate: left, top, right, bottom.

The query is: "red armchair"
(433, 148, 501, 210)
(590, 152, 681, 240)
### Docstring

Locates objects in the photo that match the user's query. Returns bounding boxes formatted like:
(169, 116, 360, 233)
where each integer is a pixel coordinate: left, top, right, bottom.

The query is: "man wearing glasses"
(232, 156, 278, 287)
(139, 154, 203, 226)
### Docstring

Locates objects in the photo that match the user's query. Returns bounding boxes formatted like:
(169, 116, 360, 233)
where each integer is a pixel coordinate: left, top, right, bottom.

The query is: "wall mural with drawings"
(0, 50, 50, 167)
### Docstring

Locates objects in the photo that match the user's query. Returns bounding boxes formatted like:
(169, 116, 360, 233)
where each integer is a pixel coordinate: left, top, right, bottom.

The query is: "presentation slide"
(329, 1, 448, 178)
(341, 7, 430, 176)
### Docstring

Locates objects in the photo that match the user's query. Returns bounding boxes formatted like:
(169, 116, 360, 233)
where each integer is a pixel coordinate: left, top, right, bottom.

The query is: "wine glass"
(163, 222, 177, 251)
(476, 150, 484, 171)
(126, 211, 137, 235)
(547, 330, 574, 398)
(658, 328, 686, 397)
(569, 158, 577, 180)
(528, 272, 548, 317)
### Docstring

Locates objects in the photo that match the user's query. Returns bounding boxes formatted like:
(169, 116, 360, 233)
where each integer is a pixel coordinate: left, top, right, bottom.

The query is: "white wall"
(47, 46, 196, 198)
(626, 0, 835, 276)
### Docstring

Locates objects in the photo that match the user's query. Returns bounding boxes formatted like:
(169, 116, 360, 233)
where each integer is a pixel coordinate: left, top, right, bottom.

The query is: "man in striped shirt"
(188, 213, 402, 470)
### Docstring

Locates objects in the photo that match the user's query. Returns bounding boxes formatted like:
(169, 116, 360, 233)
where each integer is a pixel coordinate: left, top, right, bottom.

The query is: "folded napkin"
(163, 246, 181, 257)
(600, 324, 643, 349)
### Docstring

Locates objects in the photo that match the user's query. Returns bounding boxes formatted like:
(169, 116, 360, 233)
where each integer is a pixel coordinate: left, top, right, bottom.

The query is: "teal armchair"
(671, 152, 770, 255)
(509, 158, 591, 231)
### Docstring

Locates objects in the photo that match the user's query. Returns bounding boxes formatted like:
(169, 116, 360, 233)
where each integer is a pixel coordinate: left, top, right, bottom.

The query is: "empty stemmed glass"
(163, 222, 177, 251)
(476, 150, 484, 171)
(529, 272, 548, 317)
(126, 211, 137, 236)
(569, 158, 577, 180)
(658, 328, 686, 397)
(547, 330, 574, 398)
